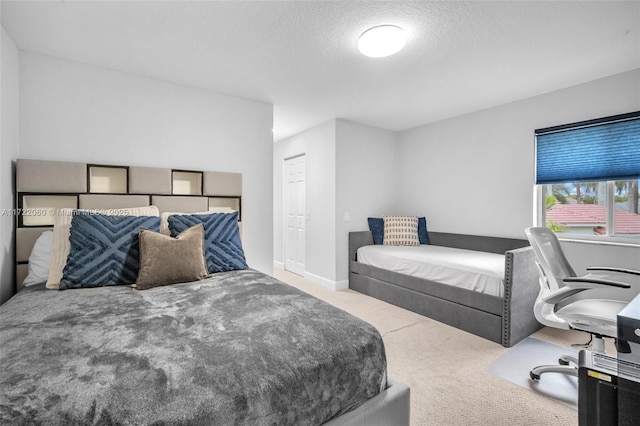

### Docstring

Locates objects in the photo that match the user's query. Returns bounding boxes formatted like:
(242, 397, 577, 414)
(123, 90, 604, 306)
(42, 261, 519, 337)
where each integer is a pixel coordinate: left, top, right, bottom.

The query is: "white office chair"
(525, 227, 640, 380)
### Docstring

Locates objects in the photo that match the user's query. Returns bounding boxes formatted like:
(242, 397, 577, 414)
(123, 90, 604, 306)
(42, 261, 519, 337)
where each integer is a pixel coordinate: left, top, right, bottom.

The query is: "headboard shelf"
(172, 170, 203, 195)
(88, 165, 128, 194)
(17, 194, 79, 227)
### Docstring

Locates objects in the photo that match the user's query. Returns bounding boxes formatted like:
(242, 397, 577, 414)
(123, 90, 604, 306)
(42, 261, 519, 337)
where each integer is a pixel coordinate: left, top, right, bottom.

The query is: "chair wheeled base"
(529, 333, 605, 381)
(530, 354, 579, 380)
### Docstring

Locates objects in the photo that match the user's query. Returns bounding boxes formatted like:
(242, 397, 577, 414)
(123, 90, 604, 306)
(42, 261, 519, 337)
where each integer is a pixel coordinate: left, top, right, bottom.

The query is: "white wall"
(273, 119, 399, 288)
(18, 52, 274, 275)
(335, 119, 398, 284)
(399, 69, 640, 239)
(273, 120, 337, 285)
(0, 27, 20, 304)
(398, 69, 640, 270)
(274, 70, 639, 291)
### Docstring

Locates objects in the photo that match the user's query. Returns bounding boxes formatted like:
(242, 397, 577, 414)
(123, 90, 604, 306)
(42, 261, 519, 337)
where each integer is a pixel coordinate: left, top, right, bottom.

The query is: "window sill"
(556, 233, 640, 248)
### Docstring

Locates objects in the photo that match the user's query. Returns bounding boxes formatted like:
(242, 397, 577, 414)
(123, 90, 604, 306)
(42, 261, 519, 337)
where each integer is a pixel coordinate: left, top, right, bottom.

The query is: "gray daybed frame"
(349, 231, 543, 347)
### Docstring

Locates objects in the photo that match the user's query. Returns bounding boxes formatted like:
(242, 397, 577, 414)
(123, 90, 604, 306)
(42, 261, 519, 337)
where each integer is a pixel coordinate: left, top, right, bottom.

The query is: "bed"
(2, 158, 410, 425)
(0, 270, 398, 425)
(349, 230, 543, 347)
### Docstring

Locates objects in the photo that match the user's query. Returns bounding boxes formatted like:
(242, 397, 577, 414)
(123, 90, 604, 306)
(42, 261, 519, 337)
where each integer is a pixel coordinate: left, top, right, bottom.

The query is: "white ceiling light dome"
(358, 25, 407, 58)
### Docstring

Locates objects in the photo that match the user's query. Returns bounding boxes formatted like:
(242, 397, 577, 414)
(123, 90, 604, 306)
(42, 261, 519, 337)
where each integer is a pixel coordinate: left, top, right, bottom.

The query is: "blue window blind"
(535, 112, 640, 184)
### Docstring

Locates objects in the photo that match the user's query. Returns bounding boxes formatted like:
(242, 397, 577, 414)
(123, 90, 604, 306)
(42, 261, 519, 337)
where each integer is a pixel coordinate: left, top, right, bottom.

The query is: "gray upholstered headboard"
(15, 158, 242, 290)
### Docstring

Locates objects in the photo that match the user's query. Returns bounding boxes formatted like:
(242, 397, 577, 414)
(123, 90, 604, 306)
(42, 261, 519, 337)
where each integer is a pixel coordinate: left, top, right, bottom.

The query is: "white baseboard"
(335, 279, 349, 291)
(303, 271, 346, 292)
(275, 264, 348, 291)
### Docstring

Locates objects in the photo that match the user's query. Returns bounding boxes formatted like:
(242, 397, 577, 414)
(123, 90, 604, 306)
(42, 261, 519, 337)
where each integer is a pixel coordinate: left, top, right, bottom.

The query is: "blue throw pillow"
(418, 217, 430, 245)
(60, 213, 161, 289)
(168, 212, 247, 273)
(368, 217, 384, 245)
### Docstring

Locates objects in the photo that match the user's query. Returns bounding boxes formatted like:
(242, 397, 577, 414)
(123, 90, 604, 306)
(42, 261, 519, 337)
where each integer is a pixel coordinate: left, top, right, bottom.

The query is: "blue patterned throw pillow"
(368, 217, 385, 245)
(418, 217, 430, 245)
(59, 213, 161, 289)
(168, 212, 248, 273)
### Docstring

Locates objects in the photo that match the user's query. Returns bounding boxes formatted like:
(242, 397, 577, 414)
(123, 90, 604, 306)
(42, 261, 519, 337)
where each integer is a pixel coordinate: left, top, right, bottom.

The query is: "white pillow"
(46, 205, 160, 290)
(22, 231, 54, 287)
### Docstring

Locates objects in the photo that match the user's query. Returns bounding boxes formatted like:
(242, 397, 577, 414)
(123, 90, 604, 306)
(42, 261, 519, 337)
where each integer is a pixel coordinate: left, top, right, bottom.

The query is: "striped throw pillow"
(383, 216, 420, 246)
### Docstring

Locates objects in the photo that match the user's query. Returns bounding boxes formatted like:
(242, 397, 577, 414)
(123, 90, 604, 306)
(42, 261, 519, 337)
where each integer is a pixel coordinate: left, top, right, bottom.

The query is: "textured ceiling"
(2, 1, 639, 142)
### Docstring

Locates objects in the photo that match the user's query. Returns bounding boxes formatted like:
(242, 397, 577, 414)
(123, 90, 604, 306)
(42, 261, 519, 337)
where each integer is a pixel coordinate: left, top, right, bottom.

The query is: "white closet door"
(284, 155, 305, 275)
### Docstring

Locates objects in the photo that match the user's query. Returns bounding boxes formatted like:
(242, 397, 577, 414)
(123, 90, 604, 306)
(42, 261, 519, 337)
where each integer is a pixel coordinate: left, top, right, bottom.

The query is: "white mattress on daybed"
(357, 245, 506, 297)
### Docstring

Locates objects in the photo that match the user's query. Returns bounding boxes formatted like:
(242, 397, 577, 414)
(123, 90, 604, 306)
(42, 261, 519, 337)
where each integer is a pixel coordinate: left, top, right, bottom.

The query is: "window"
(535, 112, 640, 241)
(540, 179, 640, 238)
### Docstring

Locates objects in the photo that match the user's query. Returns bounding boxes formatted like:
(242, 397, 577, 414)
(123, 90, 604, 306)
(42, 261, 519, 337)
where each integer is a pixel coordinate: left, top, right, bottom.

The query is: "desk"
(578, 293, 640, 426)
(617, 292, 640, 364)
(616, 294, 640, 426)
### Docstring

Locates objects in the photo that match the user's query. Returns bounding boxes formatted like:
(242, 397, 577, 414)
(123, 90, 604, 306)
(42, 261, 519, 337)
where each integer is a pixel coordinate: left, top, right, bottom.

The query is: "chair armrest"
(543, 286, 585, 304)
(544, 276, 632, 305)
(563, 277, 631, 289)
(587, 267, 640, 276)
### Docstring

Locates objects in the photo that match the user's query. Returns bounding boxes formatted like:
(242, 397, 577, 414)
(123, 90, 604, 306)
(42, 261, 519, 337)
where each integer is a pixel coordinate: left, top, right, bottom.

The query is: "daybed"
(2, 159, 410, 426)
(349, 230, 543, 347)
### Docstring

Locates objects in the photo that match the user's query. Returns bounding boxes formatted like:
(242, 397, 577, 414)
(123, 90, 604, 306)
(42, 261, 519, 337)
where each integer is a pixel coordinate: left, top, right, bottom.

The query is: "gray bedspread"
(0, 269, 387, 425)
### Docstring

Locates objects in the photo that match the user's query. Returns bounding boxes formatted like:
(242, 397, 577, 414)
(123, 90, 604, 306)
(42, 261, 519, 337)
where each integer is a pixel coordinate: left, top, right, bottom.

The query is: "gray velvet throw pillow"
(134, 224, 208, 290)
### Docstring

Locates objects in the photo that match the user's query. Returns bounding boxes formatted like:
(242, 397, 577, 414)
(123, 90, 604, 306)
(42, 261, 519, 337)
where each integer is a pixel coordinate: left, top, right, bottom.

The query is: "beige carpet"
(273, 269, 598, 426)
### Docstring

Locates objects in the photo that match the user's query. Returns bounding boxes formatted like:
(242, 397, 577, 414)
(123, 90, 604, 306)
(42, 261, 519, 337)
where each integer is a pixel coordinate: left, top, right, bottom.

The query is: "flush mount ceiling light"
(358, 25, 407, 58)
